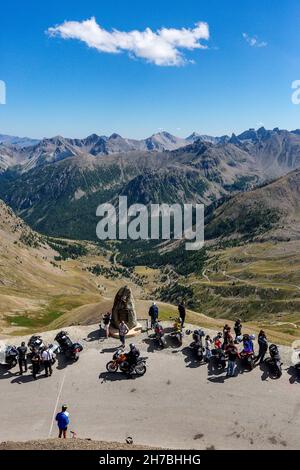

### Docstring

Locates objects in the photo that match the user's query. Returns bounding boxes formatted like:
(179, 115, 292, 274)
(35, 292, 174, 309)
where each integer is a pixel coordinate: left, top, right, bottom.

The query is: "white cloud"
(47, 17, 209, 66)
(242, 33, 267, 48)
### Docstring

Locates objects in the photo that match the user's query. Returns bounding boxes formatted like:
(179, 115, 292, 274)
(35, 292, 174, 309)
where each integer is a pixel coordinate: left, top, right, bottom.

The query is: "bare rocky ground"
(0, 438, 160, 450)
(0, 322, 299, 450)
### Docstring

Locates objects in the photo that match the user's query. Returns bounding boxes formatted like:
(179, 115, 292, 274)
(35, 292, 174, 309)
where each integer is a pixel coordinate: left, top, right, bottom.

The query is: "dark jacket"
(178, 304, 186, 317)
(149, 305, 158, 319)
(127, 347, 140, 365)
(258, 335, 268, 351)
(17, 346, 27, 360)
(234, 322, 242, 336)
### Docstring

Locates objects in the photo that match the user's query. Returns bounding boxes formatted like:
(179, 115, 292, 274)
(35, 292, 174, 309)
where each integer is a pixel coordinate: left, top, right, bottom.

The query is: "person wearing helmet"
(149, 302, 159, 328)
(242, 334, 254, 353)
(126, 343, 140, 371)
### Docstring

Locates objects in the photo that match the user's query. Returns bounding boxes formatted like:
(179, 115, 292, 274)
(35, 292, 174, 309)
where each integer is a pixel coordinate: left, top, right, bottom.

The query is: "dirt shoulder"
(0, 438, 162, 450)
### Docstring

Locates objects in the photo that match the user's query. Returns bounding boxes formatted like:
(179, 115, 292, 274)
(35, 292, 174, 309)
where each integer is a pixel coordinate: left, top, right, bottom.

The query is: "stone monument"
(111, 285, 138, 331)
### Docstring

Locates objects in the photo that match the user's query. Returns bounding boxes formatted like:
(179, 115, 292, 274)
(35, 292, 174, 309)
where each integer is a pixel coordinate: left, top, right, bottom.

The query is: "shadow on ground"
(98, 371, 140, 382)
(286, 365, 300, 384)
(85, 328, 106, 343)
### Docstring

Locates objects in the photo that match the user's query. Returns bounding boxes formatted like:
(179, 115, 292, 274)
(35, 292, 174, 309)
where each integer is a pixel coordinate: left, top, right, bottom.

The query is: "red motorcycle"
(106, 350, 146, 376)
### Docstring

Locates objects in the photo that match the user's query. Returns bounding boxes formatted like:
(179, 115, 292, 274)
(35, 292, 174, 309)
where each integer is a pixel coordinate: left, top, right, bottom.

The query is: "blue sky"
(1, 0, 300, 139)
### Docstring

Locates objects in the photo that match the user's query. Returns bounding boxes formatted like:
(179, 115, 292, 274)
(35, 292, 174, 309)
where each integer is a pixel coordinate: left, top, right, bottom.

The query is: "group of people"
(103, 304, 270, 379)
(196, 320, 270, 377)
(101, 301, 186, 348)
(15, 341, 55, 380)
(149, 301, 186, 328)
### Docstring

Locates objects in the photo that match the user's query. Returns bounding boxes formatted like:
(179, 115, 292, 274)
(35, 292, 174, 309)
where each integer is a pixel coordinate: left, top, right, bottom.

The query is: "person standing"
(255, 330, 268, 364)
(31, 349, 40, 380)
(56, 405, 70, 438)
(42, 346, 53, 377)
(17, 341, 28, 375)
(223, 325, 233, 349)
(103, 312, 111, 338)
(148, 302, 159, 328)
(225, 339, 240, 377)
(213, 332, 223, 350)
(234, 319, 242, 339)
(119, 320, 129, 348)
(205, 335, 213, 361)
(178, 301, 186, 328)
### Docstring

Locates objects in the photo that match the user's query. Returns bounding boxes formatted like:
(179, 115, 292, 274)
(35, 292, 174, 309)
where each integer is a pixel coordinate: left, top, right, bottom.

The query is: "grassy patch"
(5, 294, 101, 333)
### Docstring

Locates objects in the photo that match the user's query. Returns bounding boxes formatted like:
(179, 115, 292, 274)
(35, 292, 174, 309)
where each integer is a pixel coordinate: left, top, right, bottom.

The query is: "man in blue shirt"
(55, 405, 69, 438)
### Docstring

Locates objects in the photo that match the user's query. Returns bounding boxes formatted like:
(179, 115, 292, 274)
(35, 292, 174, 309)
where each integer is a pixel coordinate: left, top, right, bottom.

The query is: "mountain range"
(1, 126, 300, 246)
(1, 126, 300, 332)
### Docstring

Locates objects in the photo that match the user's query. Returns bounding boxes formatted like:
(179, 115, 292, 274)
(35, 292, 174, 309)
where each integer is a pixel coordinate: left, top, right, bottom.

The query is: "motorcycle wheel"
(106, 361, 118, 373)
(9, 359, 17, 369)
(274, 367, 282, 378)
(134, 363, 146, 376)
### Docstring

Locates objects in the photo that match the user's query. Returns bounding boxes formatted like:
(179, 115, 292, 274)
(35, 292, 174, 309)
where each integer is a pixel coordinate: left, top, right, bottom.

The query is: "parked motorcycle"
(189, 329, 205, 361)
(106, 350, 147, 376)
(265, 344, 282, 378)
(0, 344, 18, 368)
(239, 334, 255, 370)
(28, 335, 45, 354)
(240, 350, 255, 370)
(211, 349, 226, 370)
(295, 360, 300, 378)
(291, 345, 300, 378)
(54, 331, 83, 362)
(170, 318, 183, 346)
(153, 322, 167, 348)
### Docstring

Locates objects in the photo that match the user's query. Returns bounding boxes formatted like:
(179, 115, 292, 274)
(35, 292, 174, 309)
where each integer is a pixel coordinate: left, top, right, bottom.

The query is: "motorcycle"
(170, 318, 183, 346)
(55, 331, 83, 362)
(240, 350, 255, 370)
(211, 349, 226, 370)
(0, 344, 18, 369)
(153, 322, 167, 348)
(106, 350, 147, 376)
(28, 335, 45, 354)
(189, 330, 205, 361)
(291, 347, 300, 378)
(265, 344, 282, 378)
(295, 361, 300, 378)
(239, 334, 255, 370)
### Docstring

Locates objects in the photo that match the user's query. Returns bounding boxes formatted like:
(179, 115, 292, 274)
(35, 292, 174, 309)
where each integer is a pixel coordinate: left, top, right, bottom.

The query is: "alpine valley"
(0, 127, 300, 342)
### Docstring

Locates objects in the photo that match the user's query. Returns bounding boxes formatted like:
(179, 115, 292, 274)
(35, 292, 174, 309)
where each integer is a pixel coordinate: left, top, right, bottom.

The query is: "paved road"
(0, 324, 299, 450)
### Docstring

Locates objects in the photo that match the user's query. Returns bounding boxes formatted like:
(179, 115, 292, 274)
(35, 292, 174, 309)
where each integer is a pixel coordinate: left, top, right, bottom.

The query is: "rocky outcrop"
(111, 286, 137, 329)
